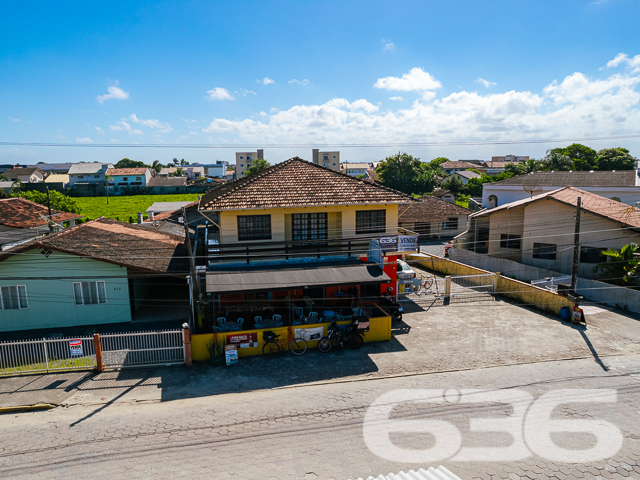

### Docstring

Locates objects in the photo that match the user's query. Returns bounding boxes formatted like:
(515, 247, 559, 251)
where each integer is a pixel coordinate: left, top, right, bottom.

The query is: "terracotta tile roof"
(484, 161, 511, 169)
(440, 161, 482, 170)
(473, 186, 640, 229)
(399, 196, 471, 223)
(0, 198, 83, 228)
(199, 157, 415, 211)
(490, 170, 637, 187)
(0, 217, 189, 274)
(432, 189, 453, 197)
(106, 168, 148, 176)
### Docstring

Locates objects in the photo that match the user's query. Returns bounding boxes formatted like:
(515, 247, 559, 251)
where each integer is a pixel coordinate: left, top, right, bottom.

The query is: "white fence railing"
(0, 336, 96, 376)
(450, 273, 495, 297)
(0, 329, 186, 376)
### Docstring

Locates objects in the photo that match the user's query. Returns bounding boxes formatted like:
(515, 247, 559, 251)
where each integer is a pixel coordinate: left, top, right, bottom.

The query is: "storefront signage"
(379, 236, 398, 251)
(227, 333, 258, 347)
(397, 235, 418, 252)
(69, 339, 83, 356)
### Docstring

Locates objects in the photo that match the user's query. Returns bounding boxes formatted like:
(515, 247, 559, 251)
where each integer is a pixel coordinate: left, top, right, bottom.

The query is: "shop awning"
(205, 264, 390, 294)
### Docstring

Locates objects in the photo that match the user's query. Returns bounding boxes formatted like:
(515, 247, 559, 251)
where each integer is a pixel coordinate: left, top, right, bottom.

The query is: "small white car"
(396, 260, 416, 280)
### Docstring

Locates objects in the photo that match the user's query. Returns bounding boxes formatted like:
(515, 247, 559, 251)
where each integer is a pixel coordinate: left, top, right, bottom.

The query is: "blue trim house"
(0, 218, 189, 332)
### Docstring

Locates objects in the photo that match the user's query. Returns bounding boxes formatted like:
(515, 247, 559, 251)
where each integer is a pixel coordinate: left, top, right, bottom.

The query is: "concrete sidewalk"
(2, 297, 639, 409)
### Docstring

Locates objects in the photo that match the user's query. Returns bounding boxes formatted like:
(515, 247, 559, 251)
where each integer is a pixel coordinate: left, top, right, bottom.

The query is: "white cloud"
(54, 134, 66, 139)
(206, 87, 234, 101)
(109, 119, 142, 135)
(258, 77, 275, 85)
(129, 113, 172, 132)
(289, 78, 309, 86)
(236, 89, 257, 97)
(476, 78, 497, 88)
(382, 38, 395, 51)
(8, 117, 21, 122)
(75, 137, 94, 143)
(94, 127, 104, 134)
(390, 96, 404, 102)
(374, 67, 441, 92)
(605, 52, 640, 73)
(200, 68, 640, 150)
(96, 82, 130, 104)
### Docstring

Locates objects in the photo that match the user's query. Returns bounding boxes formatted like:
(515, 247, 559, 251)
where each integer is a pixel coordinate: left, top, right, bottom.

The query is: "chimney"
(312, 149, 319, 165)
(149, 211, 154, 221)
(257, 148, 264, 159)
(137, 212, 143, 224)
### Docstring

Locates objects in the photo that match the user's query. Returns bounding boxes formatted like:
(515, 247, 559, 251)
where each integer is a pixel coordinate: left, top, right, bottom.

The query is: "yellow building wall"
(191, 315, 391, 361)
(218, 204, 398, 244)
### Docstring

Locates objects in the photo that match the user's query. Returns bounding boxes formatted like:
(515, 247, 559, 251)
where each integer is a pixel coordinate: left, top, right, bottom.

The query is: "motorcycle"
(318, 319, 364, 352)
(380, 289, 403, 322)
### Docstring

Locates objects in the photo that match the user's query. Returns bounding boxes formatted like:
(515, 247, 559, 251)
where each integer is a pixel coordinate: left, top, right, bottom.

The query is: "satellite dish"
(368, 239, 383, 268)
(523, 185, 543, 198)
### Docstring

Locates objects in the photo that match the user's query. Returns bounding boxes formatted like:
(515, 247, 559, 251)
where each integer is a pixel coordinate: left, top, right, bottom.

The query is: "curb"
(0, 403, 56, 414)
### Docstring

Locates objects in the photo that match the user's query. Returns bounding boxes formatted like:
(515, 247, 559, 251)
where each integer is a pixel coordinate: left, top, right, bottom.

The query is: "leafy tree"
(596, 147, 637, 171)
(441, 174, 464, 195)
(561, 144, 597, 171)
(151, 160, 162, 173)
(13, 190, 81, 214)
(541, 150, 573, 171)
(0, 173, 7, 181)
(115, 158, 146, 169)
(426, 157, 450, 170)
(10, 179, 22, 196)
(593, 243, 640, 286)
(464, 177, 485, 197)
(246, 158, 271, 176)
(418, 167, 440, 194)
(377, 152, 424, 194)
(170, 168, 184, 177)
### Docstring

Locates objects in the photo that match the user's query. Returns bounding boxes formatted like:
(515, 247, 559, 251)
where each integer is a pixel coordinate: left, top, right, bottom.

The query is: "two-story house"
(4, 167, 45, 183)
(340, 162, 370, 177)
(106, 167, 152, 192)
(194, 157, 417, 337)
(68, 163, 113, 187)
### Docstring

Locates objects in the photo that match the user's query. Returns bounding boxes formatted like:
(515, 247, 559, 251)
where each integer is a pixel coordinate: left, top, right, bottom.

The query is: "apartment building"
(312, 149, 340, 171)
(235, 149, 264, 178)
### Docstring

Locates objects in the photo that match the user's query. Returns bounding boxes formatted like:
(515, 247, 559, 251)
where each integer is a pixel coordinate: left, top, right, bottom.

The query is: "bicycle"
(318, 320, 364, 353)
(262, 331, 281, 354)
(289, 336, 308, 355)
(413, 275, 434, 294)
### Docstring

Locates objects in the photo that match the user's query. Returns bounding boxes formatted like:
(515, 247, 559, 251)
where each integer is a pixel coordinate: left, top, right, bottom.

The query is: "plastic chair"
(213, 326, 221, 333)
(216, 317, 227, 326)
(308, 312, 319, 322)
(254, 315, 262, 324)
(237, 318, 244, 329)
(272, 314, 282, 323)
(336, 314, 345, 322)
(275, 322, 283, 327)
(352, 308, 363, 317)
(293, 306, 303, 318)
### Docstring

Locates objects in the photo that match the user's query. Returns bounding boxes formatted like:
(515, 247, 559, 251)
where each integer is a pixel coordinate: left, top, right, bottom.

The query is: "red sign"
(227, 333, 258, 344)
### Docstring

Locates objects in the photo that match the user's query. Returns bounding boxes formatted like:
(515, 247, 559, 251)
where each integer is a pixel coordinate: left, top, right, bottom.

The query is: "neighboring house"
(193, 161, 228, 179)
(106, 168, 152, 191)
(0, 197, 83, 249)
(364, 168, 378, 183)
(224, 169, 235, 181)
(68, 163, 113, 187)
(433, 189, 456, 204)
(146, 201, 195, 218)
(0, 218, 189, 332)
(0, 181, 12, 194)
(196, 157, 417, 330)
(312, 149, 340, 171)
(235, 149, 264, 178)
(159, 166, 204, 180)
(44, 174, 70, 187)
(340, 162, 370, 177)
(482, 170, 640, 208)
(440, 161, 485, 175)
(458, 186, 640, 280)
(0, 164, 18, 174)
(24, 163, 74, 174)
(146, 176, 188, 194)
(482, 161, 513, 176)
(398, 196, 471, 238)
(4, 167, 45, 183)
(492, 155, 528, 163)
(447, 170, 481, 184)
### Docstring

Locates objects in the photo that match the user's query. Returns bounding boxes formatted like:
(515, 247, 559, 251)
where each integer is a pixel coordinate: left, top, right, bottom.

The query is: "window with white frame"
(0, 285, 28, 309)
(73, 281, 107, 305)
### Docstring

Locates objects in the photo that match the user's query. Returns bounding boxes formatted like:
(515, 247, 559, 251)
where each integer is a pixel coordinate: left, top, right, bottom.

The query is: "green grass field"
(76, 194, 199, 221)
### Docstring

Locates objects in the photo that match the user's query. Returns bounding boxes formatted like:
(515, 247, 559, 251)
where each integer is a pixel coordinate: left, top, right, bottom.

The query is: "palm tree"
(593, 243, 639, 286)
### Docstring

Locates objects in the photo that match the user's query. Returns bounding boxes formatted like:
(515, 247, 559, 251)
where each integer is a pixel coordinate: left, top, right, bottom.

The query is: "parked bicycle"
(262, 331, 281, 354)
(413, 275, 434, 294)
(318, 319, 366, 353)
(289, 336, 308, 355)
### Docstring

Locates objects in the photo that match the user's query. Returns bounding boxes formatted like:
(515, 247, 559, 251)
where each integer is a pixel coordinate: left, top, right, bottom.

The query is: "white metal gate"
(450, 273, 495, 298)
(0, 336, 96, 376)
(101, 329, 185, 369)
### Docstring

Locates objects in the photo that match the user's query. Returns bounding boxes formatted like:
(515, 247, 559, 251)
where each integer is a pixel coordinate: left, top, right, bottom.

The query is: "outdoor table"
(219, 322, 242, 332)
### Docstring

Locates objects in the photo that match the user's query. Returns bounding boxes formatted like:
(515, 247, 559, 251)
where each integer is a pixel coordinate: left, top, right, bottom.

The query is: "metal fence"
(0, 336, 96, 376)
(101, 329, 185, 369)
(450, 273, 495, 299)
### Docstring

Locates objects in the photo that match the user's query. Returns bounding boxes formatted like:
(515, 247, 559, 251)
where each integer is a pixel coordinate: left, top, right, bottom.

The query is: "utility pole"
(46, 187, 53, 233)
(183, 207, 201, 330)
(570, 197, 581, 293)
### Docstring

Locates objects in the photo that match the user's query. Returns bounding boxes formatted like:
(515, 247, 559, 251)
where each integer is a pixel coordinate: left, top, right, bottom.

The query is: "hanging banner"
(379, 236, 398, 252)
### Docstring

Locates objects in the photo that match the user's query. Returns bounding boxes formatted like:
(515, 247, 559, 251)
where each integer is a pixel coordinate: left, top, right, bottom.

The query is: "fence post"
(183, 325, 192, 367)
(93, 334, 104, 373)
(42, 338, 50, 372)
(444, 275, 451, 300)
(493, 272, 500, 293)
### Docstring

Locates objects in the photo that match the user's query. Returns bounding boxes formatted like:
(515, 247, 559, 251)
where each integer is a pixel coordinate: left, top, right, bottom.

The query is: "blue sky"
(2, 0, 640, 166)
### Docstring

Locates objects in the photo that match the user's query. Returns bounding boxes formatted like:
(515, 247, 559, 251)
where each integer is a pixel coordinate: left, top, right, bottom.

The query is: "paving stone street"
(2, 297, 640, 479)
